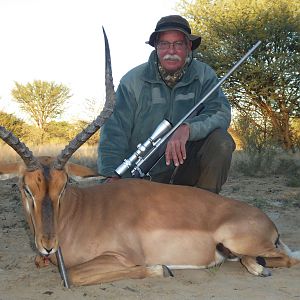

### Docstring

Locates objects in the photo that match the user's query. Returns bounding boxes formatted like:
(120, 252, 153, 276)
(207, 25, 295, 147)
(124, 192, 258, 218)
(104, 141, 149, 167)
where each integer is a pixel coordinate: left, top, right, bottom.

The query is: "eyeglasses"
(156, 41, 186, 51)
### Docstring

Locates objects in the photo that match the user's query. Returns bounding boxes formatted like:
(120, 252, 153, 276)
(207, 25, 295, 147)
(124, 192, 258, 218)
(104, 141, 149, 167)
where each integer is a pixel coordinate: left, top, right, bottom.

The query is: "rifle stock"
(115, 41, 262, 179)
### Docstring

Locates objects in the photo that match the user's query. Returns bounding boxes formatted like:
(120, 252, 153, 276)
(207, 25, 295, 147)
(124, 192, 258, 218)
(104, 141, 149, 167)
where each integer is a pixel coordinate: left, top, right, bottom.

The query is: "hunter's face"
(156, 31, 192, 73)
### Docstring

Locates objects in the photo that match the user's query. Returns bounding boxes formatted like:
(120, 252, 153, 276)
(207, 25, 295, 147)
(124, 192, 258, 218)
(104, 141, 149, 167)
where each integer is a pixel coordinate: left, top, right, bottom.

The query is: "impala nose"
(39, 237, 58, 255)
(44, 247, 53, 255)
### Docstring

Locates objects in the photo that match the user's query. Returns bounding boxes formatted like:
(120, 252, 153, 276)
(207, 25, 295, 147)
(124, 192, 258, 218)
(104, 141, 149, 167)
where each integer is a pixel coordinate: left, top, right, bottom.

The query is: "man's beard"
(157, 51, 192, 88)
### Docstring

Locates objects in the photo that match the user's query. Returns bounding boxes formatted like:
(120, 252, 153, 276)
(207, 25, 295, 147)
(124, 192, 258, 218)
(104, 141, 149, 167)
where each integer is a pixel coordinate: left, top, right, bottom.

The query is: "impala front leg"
(68, 254, 168, 286)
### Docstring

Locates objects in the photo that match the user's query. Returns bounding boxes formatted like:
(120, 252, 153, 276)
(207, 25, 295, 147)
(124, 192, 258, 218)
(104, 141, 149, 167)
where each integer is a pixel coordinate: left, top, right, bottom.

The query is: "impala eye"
(24, 185, 33, 198)
(58, 182, 67, 206)
(23, 185, 35, 209)
(60, 183, 67, 197)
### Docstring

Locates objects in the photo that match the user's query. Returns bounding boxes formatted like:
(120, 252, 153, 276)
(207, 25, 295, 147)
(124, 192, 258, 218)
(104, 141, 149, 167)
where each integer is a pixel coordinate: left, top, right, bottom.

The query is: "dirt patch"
(0, 175, 299, 300)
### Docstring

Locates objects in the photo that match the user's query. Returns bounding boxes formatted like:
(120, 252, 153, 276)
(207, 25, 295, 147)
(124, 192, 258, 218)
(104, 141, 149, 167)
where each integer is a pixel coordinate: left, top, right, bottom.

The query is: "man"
(98, 15, 235, 194)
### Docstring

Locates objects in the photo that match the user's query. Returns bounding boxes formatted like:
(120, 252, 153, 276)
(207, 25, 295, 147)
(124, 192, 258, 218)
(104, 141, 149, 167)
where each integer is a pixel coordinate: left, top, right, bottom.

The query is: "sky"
(0, 0, 179, 122)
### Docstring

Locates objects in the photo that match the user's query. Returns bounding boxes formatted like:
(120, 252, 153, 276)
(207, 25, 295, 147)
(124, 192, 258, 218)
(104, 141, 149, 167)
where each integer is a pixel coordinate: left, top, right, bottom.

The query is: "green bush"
(275, 156, 300, 187)
(0, 111, 27, 138)
(231, 150, 300, 182)
(231, 149, 277, 177)
(231, 113, 278, 152)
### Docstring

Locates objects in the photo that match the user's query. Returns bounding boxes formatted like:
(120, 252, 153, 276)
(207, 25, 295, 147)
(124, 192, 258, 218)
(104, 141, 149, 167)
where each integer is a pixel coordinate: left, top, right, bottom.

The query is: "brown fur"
(0, 157, 299, 286)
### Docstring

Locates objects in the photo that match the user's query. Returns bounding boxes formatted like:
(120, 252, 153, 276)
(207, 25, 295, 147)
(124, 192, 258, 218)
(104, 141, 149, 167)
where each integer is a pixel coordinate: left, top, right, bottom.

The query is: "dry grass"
(1, 143, 300, 183)
(230, 150, 300, 188)
(0, 144, 98, 169)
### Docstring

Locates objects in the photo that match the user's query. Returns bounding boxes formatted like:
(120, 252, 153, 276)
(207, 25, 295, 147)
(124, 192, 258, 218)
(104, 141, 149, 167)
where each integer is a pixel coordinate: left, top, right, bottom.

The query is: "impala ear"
(65, 162, 98, 178)
(0, 162, 24, 180)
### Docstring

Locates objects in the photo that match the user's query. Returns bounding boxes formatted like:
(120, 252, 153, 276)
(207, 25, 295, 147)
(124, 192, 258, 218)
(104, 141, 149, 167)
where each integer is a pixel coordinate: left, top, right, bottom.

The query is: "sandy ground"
(0, 174, 299, 300)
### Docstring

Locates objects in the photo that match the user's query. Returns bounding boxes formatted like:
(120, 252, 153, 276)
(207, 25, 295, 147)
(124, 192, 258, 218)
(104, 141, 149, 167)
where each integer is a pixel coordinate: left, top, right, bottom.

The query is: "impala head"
(19, 157, 67, 255)
(0, 27, 115, 256)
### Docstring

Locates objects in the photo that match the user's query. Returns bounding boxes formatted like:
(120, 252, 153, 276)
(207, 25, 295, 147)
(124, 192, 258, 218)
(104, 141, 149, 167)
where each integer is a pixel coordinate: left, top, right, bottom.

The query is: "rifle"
(115, 41, 262, 179)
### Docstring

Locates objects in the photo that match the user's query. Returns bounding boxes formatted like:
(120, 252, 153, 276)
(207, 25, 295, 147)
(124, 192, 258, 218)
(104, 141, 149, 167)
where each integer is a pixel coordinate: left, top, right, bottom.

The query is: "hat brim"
(147, 28, 201, 51)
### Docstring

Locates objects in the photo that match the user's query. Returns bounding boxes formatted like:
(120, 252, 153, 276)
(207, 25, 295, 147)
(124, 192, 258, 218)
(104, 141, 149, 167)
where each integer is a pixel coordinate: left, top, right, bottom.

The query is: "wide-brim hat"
(147, 15, 201, 51)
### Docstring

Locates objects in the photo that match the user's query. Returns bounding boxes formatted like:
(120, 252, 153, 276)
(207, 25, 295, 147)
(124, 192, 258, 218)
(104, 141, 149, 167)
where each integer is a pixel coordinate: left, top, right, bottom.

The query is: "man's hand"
(165, 124, 190, 167)
(105, 176, 121, 183)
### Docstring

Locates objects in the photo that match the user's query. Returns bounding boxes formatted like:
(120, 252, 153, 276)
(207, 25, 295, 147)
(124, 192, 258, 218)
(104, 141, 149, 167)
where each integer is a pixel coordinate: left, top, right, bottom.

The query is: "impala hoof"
(162, 265, 174, 277)
(261, 267, 272, 277)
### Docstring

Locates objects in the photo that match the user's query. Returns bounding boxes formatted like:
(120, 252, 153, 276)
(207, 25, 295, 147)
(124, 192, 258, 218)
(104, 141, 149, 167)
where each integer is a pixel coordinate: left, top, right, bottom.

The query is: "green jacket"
(98, 51, 231, 177)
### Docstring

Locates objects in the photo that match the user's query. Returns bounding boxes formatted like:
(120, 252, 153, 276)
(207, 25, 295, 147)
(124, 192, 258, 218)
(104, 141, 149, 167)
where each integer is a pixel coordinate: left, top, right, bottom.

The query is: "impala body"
(1, 156, 299, 285)
(0, 29, 299, 286)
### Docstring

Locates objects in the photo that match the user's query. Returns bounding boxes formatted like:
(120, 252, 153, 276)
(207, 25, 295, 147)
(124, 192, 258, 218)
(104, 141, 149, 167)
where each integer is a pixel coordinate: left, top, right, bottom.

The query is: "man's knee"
(204, 129, 236, 156)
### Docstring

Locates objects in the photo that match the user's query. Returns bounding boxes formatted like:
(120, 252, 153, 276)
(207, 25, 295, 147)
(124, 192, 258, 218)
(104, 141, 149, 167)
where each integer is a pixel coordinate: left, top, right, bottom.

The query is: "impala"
(0, 29, 299, 286)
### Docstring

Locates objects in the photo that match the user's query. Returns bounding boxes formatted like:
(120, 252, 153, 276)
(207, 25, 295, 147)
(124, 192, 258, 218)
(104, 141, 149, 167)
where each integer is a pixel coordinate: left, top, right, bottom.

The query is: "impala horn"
(0, 126, 40, 171)
(53, 27, 116, 170)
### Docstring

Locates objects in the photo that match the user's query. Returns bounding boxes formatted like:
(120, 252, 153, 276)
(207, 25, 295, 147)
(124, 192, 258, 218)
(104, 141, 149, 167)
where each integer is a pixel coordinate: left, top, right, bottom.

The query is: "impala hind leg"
(240, 256, 272, 276)
(262, 247, 300, 268)
(241, 245, 300, 276)
(68, 255, 168, 286)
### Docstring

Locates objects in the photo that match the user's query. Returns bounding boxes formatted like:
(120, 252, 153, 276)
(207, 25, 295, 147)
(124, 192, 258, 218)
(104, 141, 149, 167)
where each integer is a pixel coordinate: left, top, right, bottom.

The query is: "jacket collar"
(142, 50, 198, 86)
